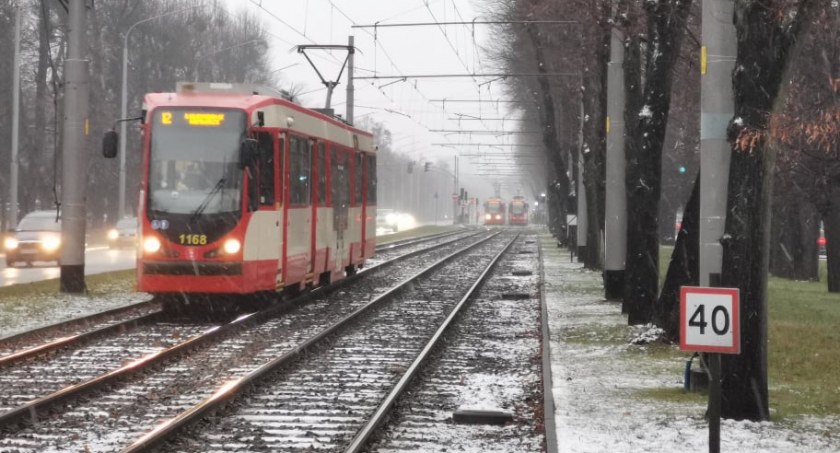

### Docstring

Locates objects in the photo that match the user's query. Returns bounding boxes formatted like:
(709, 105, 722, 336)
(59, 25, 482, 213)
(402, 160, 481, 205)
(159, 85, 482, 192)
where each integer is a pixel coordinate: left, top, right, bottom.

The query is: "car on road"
(3, 210, 62, 267)
(377, 209, 400, 233)
(107, 217, 138, 249)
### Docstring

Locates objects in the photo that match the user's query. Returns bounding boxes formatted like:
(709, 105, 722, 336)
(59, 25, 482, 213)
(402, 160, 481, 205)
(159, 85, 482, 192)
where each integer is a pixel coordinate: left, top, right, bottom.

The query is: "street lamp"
(119, 6, 200, 220)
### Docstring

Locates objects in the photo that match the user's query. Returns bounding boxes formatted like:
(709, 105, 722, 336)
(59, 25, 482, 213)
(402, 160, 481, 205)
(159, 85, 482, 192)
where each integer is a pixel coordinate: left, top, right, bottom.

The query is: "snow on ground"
(0, 281, 150, 340)
(541, 232, 839, 453)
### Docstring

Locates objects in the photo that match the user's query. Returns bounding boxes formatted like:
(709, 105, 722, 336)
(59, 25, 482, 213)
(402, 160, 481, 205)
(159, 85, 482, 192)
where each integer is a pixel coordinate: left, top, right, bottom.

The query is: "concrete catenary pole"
(9, 4, 22, 229)
(699, 0, 736, 287)
(59, 0, 90, 293)
(604, 22, 627, 300)
(346, 35, 355, 125)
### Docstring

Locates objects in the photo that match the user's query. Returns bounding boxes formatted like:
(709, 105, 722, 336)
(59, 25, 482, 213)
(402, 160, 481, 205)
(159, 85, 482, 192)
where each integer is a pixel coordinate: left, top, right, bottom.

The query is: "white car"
(377, 209, 400, 233)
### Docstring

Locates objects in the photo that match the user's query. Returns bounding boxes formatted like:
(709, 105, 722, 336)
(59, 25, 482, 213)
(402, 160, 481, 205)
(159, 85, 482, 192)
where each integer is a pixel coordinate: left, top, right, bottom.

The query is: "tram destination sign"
(679, 286, 740, 354)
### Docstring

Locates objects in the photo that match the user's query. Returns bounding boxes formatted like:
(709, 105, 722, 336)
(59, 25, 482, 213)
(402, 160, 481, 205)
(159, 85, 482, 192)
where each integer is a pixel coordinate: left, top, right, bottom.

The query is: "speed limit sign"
(680, 287, 740, 354)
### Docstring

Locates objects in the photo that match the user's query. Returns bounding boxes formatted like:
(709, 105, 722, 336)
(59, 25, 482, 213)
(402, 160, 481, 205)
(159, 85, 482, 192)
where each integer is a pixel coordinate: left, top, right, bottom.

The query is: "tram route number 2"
(679, 286, 741, 354)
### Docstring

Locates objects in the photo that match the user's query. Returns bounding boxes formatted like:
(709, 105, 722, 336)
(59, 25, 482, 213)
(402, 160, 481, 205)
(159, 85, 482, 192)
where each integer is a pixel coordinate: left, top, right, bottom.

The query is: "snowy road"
(0, 247, 136, 287)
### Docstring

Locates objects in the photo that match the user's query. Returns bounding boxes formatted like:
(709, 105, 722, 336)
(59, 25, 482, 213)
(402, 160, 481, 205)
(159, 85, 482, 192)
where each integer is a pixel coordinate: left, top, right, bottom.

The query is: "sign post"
(680, 286, 740, 453)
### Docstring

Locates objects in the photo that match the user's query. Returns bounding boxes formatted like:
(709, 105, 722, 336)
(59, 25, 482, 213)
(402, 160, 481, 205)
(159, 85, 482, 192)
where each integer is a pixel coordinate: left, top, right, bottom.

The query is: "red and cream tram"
(508, 196, 529, 225)
(106, 83, 376, 297)
(483, 197, 506, 225)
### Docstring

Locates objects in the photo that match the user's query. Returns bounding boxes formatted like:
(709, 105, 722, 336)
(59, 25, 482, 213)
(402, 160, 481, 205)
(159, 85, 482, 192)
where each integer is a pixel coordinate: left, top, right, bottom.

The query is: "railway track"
(0, 228, 493, 451)
(0, 229, 469, 363)
(117, 230, 544, 452)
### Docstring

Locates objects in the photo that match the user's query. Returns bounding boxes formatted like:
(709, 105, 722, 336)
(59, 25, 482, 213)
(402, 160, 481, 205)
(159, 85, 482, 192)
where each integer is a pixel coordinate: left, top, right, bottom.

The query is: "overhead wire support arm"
(353, 72, 578, 80)
(351, 20, 578, 29)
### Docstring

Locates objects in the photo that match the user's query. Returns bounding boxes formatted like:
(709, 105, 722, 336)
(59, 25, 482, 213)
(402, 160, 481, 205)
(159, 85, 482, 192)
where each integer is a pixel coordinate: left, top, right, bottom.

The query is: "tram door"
(331, 149, 350, 270)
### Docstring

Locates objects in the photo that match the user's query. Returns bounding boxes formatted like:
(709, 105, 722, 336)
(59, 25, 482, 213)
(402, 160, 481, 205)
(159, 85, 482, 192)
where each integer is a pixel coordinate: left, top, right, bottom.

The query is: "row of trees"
(0, 0, 275, 231)
(490, 0, 838, 421)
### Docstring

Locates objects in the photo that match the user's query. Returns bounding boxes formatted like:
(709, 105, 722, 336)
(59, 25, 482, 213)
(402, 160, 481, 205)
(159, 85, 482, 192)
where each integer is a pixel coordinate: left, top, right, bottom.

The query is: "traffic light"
(678, 165, 686, 174)
(407, 162, 414, 173)
(424, 162, 431, 172)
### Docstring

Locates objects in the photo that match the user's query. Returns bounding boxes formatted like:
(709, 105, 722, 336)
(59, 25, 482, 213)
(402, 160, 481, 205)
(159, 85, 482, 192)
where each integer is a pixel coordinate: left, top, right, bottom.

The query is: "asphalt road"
(0, 246, 136, 288)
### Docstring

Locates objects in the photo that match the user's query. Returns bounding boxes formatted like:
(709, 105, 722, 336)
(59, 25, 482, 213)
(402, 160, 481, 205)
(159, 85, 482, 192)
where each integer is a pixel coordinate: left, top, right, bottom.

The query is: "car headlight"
(4, 237, 18, 250)
(485, 214, 491, 220)
(42, 235, 61, 251)
(386, 213, 397, 224)
(107, 229, 119, 240)
(143, 236, 162, 254)
(223, 238, 241, 254)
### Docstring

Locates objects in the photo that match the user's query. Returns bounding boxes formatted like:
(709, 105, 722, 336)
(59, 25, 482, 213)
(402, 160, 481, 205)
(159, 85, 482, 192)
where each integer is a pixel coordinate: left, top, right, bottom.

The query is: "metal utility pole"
(699, 1, 735, 288)
(604, 21, 627, 300)
(60, 0, 90, 294)
(9, 4, 22, 229)
(700, 2, 735, 451)
(346, 35, 355, 125)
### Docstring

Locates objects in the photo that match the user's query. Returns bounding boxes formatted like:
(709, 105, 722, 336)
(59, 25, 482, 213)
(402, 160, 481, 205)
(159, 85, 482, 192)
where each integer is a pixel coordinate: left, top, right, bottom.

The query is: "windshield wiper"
(190, 178, 226, 222)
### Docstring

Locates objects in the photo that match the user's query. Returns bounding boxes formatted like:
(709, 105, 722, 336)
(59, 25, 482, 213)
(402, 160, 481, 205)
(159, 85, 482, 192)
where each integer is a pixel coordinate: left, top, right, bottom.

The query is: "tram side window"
(318, 143, 327, 206)
(290, 136, 311, 205)
(367, 155, 377, 205)
(354, 153, 363, 205)
(257, 132, 274, 206)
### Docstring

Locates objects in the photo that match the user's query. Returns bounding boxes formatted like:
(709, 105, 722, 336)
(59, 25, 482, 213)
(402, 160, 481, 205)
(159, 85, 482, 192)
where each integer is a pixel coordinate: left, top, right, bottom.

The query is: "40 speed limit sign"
(680, 287, 740, 354)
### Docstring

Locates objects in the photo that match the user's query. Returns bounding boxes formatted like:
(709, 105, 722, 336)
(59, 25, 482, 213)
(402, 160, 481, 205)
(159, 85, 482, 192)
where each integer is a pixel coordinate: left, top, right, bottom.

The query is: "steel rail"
(0, 230, 463, 366)
(120, 232, 502, 452)
(0, 299, 158, 344)
(0, 312, 160, 369)
(0, 231, 484, 428)
(375, 229, 467, 251)
(345, 232, 520, 452)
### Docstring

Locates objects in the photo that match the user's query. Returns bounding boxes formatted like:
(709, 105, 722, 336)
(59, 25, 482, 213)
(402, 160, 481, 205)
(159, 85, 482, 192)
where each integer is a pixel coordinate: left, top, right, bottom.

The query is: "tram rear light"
(223, 238, 241, 254)
(143, 237, 162, 254)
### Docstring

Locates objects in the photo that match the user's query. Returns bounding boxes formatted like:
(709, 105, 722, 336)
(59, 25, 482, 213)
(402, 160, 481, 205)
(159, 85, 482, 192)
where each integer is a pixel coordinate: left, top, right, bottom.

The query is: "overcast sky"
(221, 0, 532, 200)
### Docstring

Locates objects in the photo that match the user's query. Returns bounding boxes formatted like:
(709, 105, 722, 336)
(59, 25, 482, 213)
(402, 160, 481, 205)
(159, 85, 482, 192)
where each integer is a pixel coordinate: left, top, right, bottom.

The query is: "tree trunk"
(824, 181, 840, 291)
(655, 172, 700, 340)
(719, 2, 812, 421)
(624, 0, 693, 325)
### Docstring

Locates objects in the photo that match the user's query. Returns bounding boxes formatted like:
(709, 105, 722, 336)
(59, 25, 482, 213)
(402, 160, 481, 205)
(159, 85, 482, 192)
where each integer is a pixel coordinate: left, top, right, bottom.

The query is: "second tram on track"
(104, 83, 376, 300)
(483, 197, 506, 225)
(508, 196, 529, 225)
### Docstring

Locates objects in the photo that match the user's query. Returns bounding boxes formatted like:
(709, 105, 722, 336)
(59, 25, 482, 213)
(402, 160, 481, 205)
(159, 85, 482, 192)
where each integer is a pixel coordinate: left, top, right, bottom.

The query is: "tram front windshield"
(511, 203, 526, 215)
(487, 202, 501, 213)
(149, 108, 246, 215)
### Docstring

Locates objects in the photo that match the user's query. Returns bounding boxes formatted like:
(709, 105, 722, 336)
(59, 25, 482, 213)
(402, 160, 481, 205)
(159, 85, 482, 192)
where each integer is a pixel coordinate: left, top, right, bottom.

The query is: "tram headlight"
(223, 238, 241, 254)
(107, 229, 119, 241)
(485, 214, 491, 220)
(4, 237, 18, 250)
(42, 235, 61, 252)
(143, 236, 162, 254)
(495, 214, 502, 220)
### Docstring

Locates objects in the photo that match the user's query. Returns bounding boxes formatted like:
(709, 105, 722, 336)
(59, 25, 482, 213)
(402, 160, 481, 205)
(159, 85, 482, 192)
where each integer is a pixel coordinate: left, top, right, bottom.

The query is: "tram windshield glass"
(486, 201, 502, 213)
(510, 203, 527, 215)
(148, 108, 246, 215)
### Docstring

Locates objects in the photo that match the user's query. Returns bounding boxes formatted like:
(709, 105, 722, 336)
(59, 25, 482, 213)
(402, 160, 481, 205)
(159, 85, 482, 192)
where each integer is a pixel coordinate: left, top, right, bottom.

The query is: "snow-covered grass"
(543, 232, 840, 452)
(0, 270, 149, 339)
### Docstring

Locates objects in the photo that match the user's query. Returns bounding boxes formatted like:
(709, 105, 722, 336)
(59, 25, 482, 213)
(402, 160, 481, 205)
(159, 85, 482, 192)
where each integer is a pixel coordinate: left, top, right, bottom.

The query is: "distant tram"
(104, 83, 376, 303)
(484, 197, 506, 225)
(508, 196, 529, 225)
